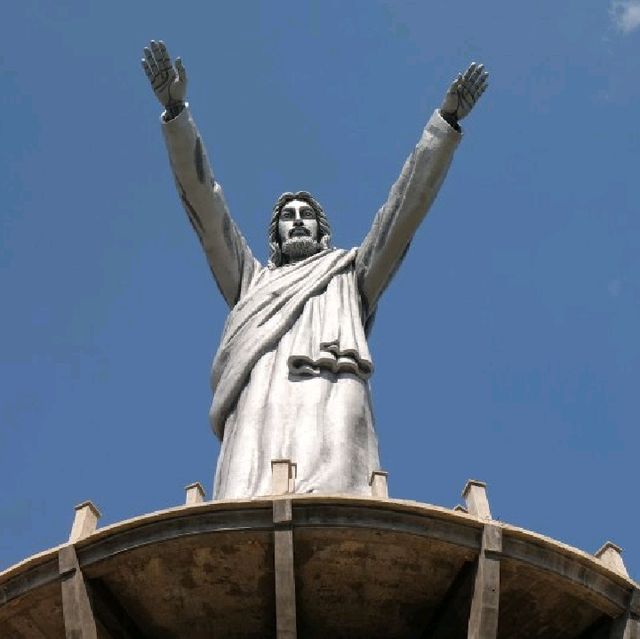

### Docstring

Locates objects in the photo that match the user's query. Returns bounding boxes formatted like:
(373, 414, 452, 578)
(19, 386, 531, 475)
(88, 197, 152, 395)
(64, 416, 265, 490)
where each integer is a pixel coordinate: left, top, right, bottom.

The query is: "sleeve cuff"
(429, 109, 463, 140)
(161, 102, 190, 125)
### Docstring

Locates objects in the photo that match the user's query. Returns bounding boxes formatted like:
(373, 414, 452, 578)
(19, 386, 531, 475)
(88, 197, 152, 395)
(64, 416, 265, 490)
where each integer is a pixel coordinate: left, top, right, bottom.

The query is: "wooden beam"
(273, 499, 297, 638)
(184, 482, 205, 505)
(58, 544, 98, 639)
(369, 471, 389, 498)
(69, 502, 101, 543)
(609, 612, 640, 639)
(467, 524, 501, 639)
(609, 591, 640, 639)
(595, 542, 629, 577)
(90, 578, 148, 639)
(462, 480, 492, 520)
(271, 459, 296, 495)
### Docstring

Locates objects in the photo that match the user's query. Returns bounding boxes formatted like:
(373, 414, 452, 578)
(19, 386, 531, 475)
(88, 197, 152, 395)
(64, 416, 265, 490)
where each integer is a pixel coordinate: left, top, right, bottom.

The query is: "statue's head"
(268, 191, 332, 267)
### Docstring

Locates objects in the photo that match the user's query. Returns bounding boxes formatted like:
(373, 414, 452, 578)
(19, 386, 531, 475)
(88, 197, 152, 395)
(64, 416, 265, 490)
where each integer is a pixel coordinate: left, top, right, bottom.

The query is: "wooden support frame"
(609, 612, 640, 639)
(273, 499, 297, 639)
(369, 470, 389, 498)
(59, 546, 148, 639)
(184, 482, 205, 505)
(58, 545, 98, 639)
(462, 480, 492, 520)
(467, 524, 502, 639)
(609, 590, 640, 639)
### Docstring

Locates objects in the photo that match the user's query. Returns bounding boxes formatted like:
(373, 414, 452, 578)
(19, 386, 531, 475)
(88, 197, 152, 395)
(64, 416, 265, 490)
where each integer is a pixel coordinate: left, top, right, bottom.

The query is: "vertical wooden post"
(273, 499, 297, 639)
(462, 480, 492, 520)
(184, 482, 205, 505)
(609, 590, 640, 639)
(59, 545, 98, 639)
(69, 502, 101, 543)
(288, 463, 297, 494)
(369, 471, 389, 498)
(609, 613, 640, 639)
(271, 459, 295, 495)
(595, 542, 629, 577)
(467, 524, 501, 639)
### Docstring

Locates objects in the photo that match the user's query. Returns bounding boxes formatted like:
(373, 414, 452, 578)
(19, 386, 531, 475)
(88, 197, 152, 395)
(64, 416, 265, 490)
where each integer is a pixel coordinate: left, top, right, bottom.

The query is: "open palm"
(141, 40, 187, 109)
(440, 62, 488, 122)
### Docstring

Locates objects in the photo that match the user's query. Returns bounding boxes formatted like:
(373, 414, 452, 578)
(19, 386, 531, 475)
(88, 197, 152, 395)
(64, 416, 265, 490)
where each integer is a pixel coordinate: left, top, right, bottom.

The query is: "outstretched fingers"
(468, 63, 484, 84)
(462, 62, 478, 83)
(175, 57, 187, 84)
(143, 46, 159, 76)
(156, 40, 173, 73)
(471, 71, 489, 101)
(460, 62, 489, 104)
(447, 73, 462, 95)
(141, 58, 153, 81)
(150, 40, 162, 62)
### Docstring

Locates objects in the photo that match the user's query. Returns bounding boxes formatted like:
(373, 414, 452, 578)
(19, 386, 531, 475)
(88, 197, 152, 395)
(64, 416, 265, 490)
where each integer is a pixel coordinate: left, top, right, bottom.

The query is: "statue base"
(0, 491, 638, 638)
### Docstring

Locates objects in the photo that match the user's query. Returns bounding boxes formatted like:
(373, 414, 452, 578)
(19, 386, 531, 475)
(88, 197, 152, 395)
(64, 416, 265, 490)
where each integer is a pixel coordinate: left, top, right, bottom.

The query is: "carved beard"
(281, 236, 321, 260)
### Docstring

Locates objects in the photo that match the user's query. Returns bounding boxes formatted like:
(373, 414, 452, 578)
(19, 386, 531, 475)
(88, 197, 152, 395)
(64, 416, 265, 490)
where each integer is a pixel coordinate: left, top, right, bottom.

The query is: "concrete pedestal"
(1, 495, 638, 638)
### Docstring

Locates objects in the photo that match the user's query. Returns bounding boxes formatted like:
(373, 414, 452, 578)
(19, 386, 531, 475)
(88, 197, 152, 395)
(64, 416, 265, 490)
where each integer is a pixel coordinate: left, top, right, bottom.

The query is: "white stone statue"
(141, 40, 488, 499)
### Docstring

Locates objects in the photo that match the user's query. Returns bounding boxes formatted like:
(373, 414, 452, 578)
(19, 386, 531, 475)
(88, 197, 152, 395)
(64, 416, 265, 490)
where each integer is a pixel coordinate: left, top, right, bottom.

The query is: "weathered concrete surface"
(0, 495, 637, 639)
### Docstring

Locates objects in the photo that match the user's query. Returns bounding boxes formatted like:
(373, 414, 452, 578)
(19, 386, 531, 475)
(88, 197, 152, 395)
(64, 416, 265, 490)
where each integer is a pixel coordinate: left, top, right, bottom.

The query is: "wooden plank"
(58, 545, 98, 639)
(609, 612, 640, 639)
(273, 500, 297, 638)
(467, 524, 501, 639)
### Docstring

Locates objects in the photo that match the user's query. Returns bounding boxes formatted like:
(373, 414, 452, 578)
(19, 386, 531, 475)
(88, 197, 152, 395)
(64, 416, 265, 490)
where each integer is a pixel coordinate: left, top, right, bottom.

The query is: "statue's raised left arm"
(356, 63, 488, 318)
(142, 40, 259, 308)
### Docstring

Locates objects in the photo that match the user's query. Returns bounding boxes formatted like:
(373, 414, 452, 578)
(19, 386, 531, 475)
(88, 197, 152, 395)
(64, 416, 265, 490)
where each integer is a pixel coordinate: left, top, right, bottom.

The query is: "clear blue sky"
(2, 1, 639, 578)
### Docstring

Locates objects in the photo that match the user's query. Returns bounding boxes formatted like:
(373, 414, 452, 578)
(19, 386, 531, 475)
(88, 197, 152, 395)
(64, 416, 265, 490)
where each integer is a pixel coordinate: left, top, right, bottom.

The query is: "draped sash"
(209, 248, 373, 439)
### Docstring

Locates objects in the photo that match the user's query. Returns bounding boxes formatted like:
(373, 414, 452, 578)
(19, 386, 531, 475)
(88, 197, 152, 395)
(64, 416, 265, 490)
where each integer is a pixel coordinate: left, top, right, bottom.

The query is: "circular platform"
(0, 495, 637, 638)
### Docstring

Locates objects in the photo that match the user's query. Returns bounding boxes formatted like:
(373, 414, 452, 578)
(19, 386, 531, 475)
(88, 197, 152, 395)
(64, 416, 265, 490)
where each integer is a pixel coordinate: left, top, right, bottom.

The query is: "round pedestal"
(0, 495, 636, 638)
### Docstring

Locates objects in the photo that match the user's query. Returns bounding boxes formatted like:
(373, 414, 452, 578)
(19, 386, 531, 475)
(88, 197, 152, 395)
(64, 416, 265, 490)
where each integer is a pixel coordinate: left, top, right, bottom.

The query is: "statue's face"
(277, 199, 319, 245)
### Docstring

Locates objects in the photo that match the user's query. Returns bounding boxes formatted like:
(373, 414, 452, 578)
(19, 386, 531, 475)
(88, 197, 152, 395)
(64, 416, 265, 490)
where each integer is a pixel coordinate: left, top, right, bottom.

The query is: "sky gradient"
(1, 0, 639, 578)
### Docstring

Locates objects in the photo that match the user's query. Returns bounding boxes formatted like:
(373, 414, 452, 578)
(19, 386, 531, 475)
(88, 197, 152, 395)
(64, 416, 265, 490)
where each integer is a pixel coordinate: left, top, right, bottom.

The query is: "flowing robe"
(162, 106, 461, 499)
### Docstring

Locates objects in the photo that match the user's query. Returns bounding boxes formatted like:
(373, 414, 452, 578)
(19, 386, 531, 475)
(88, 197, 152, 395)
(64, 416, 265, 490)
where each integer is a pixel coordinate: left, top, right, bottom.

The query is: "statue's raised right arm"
(142, 40, 258, 308)
(356, 63, 488, 318)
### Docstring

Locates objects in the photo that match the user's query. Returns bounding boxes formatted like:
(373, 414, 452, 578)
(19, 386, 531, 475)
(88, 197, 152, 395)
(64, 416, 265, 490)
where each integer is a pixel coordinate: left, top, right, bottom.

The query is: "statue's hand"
(440, 62, 488, 126)
(141, 40, 187, 115)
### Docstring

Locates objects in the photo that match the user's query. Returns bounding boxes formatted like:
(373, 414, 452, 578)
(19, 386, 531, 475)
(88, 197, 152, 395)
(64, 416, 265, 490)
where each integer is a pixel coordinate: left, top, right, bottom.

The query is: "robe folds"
(162, 104, 461, 499)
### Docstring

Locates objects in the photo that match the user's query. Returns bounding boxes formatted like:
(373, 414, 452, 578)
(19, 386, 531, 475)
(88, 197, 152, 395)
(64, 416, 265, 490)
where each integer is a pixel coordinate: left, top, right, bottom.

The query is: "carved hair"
(267, 191, 332, 268)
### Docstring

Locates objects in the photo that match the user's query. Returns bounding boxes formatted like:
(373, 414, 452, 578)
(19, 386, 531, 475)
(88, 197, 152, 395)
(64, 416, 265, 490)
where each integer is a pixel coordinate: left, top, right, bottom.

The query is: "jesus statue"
(141, 40, 488, 499)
